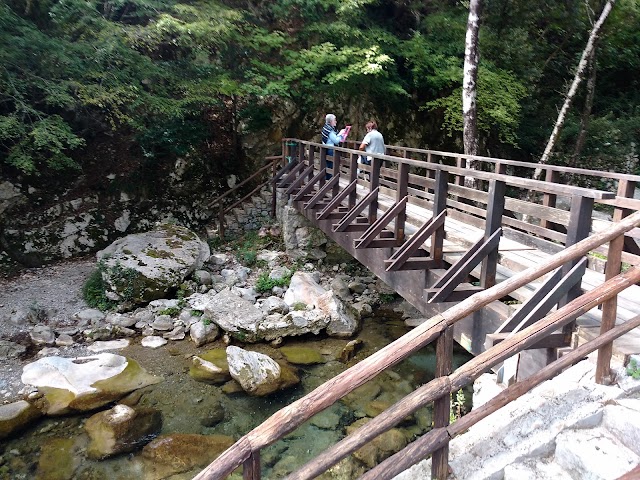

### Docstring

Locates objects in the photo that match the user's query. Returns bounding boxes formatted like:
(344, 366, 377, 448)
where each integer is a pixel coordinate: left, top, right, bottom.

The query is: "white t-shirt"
(361, 129, 385, 156)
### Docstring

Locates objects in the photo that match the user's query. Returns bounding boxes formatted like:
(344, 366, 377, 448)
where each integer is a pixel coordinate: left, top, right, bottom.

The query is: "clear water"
(0, 311, 473, 480)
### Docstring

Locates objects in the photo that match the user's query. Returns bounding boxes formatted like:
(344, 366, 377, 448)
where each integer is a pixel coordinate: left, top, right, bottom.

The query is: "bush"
(82, 269, 117, 311)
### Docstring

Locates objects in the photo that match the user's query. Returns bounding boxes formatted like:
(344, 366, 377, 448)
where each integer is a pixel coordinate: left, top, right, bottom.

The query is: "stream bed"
(0, 311, 473, 480)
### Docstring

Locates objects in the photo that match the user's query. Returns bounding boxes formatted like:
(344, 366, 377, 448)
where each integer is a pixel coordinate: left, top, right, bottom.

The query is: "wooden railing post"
(455, 156, 465, 187)
(369, 155, 382, 224)
(319, 147, 327, 186)
(395, 160, 409, 241)
(349, 152, 358, 208)
(596, 179, 635, 384)
(243, 451, 260, 480)
(481, 179, 506, 288)
(432, 326, 453, 480)
(541, 169, 560, 230)
(559, 195, 594, 340)
(430, 170, 448, 264)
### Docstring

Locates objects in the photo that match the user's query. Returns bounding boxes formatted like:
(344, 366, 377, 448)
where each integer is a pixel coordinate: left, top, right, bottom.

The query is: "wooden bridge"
(198, 139, 640, 480)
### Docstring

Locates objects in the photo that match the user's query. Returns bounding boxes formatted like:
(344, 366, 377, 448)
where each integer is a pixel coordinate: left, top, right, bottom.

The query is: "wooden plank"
(486, 332, 567, 349)
(293, 168, 327, 201)
(304, 180, 337, 209)
(284, 165, 313, 195)
(243, 451, 260, 480)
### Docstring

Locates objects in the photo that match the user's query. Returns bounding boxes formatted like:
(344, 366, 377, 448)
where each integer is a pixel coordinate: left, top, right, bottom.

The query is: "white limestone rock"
(226, 346, 298, 396)
(21, 354, 162, 415)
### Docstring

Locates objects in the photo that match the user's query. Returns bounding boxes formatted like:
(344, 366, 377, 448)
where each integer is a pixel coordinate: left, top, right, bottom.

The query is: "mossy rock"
(279, 346, 324, 365)
(189, 349, 231, 384)
(0, 400, 43, 440)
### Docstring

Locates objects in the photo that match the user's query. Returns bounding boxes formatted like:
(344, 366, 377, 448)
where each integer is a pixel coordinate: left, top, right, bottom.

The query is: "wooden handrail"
(286, 140, 615, 200)
(290, 267, 640, 480)
(207, 155, 283, 238)
(193, 210, 640, 480)
(363, 310, 640, 480)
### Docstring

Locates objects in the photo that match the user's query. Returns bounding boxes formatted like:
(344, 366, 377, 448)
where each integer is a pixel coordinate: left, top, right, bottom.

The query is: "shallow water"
(0, 312, 473, 480)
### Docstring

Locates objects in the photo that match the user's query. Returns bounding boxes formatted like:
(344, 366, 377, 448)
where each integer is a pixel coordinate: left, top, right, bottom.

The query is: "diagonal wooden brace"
(284, 165, 314, 195)
(271, 159, 298, 186)
(488, 257, 588, 347)
(333, 188, 379, 232)
(355, 197, 409, 249)
(385, 210, 447, 272)
(427, 228, 502, 303)
(293, 169, 327, 202)
(304, 175, 340, 210)
(317, 180, 357, 220)
(277, 161, 306, 188)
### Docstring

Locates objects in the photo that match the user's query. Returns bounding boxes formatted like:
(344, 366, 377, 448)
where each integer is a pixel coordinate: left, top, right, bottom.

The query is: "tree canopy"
(1, 0, 638, 179)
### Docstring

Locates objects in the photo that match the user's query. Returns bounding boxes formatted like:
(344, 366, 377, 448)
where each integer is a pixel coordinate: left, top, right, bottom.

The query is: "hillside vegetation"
(1, 0, 639, 184)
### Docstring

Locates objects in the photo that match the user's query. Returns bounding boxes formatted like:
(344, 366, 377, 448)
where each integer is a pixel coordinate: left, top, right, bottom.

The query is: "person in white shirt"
(358, 120, 385, 179)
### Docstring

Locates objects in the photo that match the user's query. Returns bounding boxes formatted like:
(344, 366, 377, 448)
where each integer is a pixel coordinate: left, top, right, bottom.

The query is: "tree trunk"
(570, 48, 597, 167)
(462, 0, 483, 189)
(534, 0, 615, 179)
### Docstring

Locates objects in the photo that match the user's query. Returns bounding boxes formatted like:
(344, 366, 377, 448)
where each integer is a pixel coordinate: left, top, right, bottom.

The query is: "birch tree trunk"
(534, 0, 615, 179)
(570, 48, 597, 167)
(462, 0, 483, 189)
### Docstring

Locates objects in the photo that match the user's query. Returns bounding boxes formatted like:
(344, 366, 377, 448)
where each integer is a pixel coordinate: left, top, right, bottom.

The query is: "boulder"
(315, 292, 360, 337)
(85, 404, 162, 459)
(21, 353, 162, 415)
(227, 346, 299, 396)
(189, 319, 220, 347)
(96, 224, 209, 307)
(279, 346, 324, 365)
(283, 272, 327, 307)
(188, 289, 264, 342)
(189, 349, 231, 384)
(0, 400, 43, 440)
(140, 433, 235, 479)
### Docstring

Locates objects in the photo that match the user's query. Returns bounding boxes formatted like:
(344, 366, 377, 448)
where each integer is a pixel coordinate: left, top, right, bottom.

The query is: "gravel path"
(0, 257, 97, 402)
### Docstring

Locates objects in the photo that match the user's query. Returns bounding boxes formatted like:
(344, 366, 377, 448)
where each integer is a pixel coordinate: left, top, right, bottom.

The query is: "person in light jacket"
(321, 113, 344, 177)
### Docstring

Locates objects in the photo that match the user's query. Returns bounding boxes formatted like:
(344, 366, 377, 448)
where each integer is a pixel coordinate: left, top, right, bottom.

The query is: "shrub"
(82, 269, 117, 311)
(255, 271, 293, 293)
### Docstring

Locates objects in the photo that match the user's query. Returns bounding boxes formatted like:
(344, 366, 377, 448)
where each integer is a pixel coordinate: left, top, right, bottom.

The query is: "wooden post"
(560, 195, 594, 339)
(481, 179, 506, 288)
(431, 326, 453, 480)
(298, 142, 305, 164)
(596, 179, 635, 384)
(541, 169, 560, 230)
(455, 156, 465, 187)
(369, 156, 382, 224)
(395, 161, 409, 241)
(349, 152, 358, 208)
(243, 451, 260, 480)
(430, 170, 448, 264)
(271, 158, 277, 218)
(319, 147, 327, 186)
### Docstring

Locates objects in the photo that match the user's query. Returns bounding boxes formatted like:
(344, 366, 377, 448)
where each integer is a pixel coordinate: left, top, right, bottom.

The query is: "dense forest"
(1, 0, 639, 268)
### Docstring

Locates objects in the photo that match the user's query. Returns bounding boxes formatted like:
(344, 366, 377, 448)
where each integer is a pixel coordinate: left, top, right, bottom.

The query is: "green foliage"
(425, 65, 527, 147)
(159, 306, 181, 316)
(378, 293, 396, 304)
(255, 271, 293, 293)
(191, 309, 204, 317)
(627, 358, 640, 380)
(450, 388, 468, 423)
(82, 267, 117, 311)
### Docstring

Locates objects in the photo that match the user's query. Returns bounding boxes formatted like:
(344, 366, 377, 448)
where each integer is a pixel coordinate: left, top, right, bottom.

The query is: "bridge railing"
(193, 211, 640, 480)
(289, 139, 640, 271)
